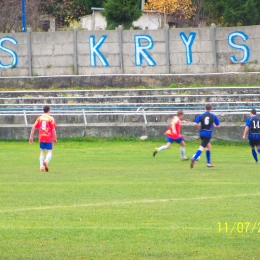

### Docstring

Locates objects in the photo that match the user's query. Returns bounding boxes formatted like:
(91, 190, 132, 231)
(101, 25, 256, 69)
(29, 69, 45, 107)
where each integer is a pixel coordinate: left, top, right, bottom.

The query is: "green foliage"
(41, 0, 103, 27)
(102, 0, 142, 28)
(204, 0, 260, 26)
(106, 20, 133, 30)
(77, 0, 103, 11)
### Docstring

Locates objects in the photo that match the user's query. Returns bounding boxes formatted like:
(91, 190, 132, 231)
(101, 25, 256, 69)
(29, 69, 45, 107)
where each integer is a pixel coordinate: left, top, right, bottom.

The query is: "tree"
(0, 0, 20, 33)
(76, 0, 103, 12)
(0, 0, 44, 33)
(204, 0, 260, 26)
(191, 0, 207, 27)
(102, 0, 142, 29)
(144, 0, 194, 26)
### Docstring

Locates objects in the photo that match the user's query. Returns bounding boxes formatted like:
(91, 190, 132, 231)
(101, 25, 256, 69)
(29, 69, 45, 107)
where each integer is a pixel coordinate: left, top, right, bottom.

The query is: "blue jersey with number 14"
(246, 116, 260, 140)
(194, 111, 220, 138)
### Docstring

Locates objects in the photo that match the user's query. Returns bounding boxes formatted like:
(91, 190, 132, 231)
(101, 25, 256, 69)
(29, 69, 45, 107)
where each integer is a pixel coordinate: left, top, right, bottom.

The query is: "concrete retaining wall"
(1, 25, 260, 76)
(0, 123, 245, 142)
(1, 73, 260, 89)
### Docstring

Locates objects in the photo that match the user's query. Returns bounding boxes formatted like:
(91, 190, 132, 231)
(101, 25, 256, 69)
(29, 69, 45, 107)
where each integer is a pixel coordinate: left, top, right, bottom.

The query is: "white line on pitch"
(0, 193, 259, 213)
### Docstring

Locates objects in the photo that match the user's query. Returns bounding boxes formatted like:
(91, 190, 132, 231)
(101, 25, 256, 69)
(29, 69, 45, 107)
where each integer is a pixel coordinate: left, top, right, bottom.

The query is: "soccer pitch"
(0, 138, 260, 259)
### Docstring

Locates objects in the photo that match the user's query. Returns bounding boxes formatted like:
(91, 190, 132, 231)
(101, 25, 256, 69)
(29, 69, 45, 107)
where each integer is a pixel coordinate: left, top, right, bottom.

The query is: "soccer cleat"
(43, 161, 49, 172)
(153, 148, 158, 157)
(190, 158, 195, 169)
(40, 168, 45, 172)
(181, 157, 189, 161)
(207, 163, 215, 167)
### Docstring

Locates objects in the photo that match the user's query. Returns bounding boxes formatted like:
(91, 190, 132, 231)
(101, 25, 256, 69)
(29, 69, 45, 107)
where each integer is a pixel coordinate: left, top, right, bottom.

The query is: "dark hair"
(43, 106, 50, 113)
(177, 110, 184, 116)
(251, 108, 257, 115)
(205, 103, 212, 111)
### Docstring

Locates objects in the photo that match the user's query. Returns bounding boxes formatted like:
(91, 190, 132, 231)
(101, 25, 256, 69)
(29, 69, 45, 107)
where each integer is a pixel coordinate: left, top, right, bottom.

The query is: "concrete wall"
(1, 73, 260, 89)
(0, 123, 244, 141)
(0, 25, 260, 77)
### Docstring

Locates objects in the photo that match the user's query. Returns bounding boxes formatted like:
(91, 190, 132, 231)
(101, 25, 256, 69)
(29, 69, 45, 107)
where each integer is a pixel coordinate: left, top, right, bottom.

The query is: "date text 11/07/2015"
(218, 222, 260, 233)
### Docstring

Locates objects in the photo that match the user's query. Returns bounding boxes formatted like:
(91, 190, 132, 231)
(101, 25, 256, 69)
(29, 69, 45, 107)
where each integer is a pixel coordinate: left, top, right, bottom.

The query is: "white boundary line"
(1, 193, 260, 213)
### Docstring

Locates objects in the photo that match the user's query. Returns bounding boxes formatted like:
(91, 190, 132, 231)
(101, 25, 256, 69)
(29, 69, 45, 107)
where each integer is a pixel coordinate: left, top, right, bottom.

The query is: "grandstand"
(0, 86, 258, 140)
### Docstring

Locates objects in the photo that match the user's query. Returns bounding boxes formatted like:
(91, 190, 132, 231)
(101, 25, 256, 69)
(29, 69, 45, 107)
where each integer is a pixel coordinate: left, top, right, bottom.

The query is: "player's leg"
(45, 150, 52, 163)
(190, 137, 209, 168)
(249, 140, 258, 162)
(205, 142, 214, 167)
(257, 145, 260, 155)
(190, 146, 204, 168)
(251, 146, 258, 162)
(153, 137, 172, 157)
(256, 143, 260, 158)
(43, 143, 53, 172)
(179, 138, 189, 160)
(39, 148, 45, 172)
(255, 140, 260, 162)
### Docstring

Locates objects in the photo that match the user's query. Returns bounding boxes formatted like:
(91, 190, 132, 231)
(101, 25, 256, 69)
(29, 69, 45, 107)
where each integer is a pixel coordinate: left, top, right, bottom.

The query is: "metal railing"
(0, 109, 250, 126)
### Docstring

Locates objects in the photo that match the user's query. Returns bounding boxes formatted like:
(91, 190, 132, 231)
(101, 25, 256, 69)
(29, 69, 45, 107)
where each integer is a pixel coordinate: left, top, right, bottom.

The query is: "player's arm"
(29, 126, 36, 144)
(193, 115, 201, 131)
(213, 115, 220, 128)
(52, 129, 58, 143)
(194, 122, 200, 131)
(242, 126, 249, 140)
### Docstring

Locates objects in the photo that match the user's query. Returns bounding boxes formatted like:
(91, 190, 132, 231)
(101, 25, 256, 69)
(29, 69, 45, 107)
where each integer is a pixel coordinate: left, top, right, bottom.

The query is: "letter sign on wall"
(0, 36, 18, 69)
(179, 32, 196, 65)
(228, 31, 250, 64)
(134, 35, 156, 66)
(89, 35, 109, 66)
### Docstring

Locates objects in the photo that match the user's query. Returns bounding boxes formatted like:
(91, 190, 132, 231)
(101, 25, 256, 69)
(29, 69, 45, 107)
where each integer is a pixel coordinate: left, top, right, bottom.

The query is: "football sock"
(180, 147, 185, 158)
(206, 150, 211, 164)
(252, 149, 258, 162)
(46, 153, 52, 163)
(193, 150, 202, 161)
(258, 148, 260, 154)
(158, 145, 168, 152)
(39, 155, 44, 169)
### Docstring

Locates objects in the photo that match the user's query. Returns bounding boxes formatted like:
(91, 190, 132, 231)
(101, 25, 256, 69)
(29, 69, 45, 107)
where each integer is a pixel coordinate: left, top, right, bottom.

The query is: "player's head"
(205, 103, 212, 111)
(176, 110, 184, 118)
(251, 108, 257, 115)
(43, 105, 50, 113)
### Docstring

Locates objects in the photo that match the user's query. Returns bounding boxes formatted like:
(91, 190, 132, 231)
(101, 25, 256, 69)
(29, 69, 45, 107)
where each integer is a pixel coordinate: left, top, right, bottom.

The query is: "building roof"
(91, 7, 105, 11)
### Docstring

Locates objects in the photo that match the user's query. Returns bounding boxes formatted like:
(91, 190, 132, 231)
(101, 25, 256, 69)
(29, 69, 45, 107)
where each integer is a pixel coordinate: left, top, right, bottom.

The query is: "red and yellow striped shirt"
(33, 114, 56, 143)
(164, 116, 181, 139)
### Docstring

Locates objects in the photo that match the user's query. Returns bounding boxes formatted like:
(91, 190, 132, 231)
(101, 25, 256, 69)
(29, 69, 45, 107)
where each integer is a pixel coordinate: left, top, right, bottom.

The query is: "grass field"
(1, 138, 260, 259)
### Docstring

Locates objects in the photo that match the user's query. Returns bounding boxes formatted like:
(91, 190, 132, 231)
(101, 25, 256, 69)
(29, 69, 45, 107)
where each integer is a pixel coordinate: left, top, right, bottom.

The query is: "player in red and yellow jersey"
(153, 110, 189, 160)
(29, 106, 57, 172)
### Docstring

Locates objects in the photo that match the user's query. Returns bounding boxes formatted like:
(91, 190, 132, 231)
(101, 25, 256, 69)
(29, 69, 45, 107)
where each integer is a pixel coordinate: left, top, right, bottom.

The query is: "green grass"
(0, 139, 260, 259)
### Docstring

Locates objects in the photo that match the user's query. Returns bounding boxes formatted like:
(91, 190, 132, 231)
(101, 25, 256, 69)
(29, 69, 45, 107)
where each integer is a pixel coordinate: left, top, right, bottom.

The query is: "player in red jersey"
(29, 106, 57, 172)
(153, 110, 189, 160)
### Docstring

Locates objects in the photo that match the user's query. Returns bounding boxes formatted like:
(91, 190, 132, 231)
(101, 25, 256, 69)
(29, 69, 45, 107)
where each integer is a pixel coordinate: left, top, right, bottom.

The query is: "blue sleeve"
(245, 118, 251, 127)
(214, 114, 220, 126)
(194, 114, 201, 123)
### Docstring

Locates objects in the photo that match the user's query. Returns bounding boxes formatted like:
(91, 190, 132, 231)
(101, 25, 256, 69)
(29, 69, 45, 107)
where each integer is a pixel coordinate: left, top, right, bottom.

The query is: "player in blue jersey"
(242, 109, 260, 162)
(190, 103, 220, 169)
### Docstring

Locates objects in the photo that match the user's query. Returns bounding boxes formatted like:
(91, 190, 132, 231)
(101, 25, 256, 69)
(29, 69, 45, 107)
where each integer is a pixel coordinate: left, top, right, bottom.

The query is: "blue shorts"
(40, 142, 53, 150)
(249, 139, 260, 148)
(166, 136, 184, 144)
